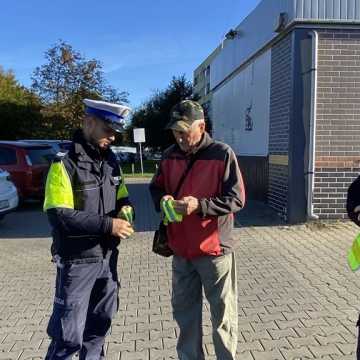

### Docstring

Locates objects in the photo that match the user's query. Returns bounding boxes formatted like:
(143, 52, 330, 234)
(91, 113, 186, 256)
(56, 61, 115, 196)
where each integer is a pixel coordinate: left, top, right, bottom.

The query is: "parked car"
(111, 146, 137, 164)
(0, 141, 56, 201)
(0, 168, 19, 220)
(20, 139, 72, 154)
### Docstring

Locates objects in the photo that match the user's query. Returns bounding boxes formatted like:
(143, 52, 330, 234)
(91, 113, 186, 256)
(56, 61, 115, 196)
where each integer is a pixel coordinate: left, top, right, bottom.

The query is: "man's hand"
(111, 218, 134, 239)
(173, 196, 200, 216)
(161, 195, 174, 202)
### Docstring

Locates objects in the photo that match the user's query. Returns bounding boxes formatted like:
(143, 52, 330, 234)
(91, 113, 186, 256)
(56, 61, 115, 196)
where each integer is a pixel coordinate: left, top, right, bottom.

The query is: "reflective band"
(161, 199, 183, 223)
(118, 206, 134, 224)
(116, 171, 129, 200)
(117, 182, 129, 200)
(43, 161, 74, 211)
(348, 233, 360, 271)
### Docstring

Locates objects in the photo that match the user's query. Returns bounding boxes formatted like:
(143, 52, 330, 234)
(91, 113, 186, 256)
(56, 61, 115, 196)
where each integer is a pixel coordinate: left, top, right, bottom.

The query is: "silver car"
(0, 168, 19, 220)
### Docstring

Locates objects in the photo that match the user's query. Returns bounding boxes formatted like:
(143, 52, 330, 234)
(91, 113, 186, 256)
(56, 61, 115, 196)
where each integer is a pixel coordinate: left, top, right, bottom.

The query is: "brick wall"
(315, 29, 360, 219)
(268, 34, 293, 219)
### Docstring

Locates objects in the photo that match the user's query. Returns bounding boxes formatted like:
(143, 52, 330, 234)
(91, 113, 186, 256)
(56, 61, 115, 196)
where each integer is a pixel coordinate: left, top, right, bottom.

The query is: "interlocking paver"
(252, 348, 285, 360)
(0, 181, 359, 359)
(308, 344, 343, 357)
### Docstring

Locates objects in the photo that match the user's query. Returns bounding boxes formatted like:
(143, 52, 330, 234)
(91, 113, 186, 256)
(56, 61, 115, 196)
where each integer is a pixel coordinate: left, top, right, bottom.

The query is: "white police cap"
(83, 99, 131, 133)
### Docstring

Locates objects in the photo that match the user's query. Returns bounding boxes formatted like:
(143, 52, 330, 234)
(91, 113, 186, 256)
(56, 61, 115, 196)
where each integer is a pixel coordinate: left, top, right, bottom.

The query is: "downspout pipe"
(308, 30, 319, 220)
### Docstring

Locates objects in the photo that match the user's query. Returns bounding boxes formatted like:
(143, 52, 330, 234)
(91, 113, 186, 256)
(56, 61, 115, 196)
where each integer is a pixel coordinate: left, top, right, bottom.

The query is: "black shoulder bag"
(152, 155, 198, 257)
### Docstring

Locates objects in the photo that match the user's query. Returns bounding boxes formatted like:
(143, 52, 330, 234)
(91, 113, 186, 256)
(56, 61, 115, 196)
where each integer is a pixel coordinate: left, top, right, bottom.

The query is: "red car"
(0, 141, 56, 201)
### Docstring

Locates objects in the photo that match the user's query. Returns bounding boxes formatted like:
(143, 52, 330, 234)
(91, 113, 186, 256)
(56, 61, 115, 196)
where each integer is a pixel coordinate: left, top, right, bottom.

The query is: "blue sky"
(0, 0, 261, 108)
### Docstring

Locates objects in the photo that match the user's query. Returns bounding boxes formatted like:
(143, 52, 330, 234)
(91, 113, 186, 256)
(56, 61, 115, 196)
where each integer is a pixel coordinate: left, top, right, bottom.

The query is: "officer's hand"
(173, 196, 200, 216)
(111, 218, 134, 239)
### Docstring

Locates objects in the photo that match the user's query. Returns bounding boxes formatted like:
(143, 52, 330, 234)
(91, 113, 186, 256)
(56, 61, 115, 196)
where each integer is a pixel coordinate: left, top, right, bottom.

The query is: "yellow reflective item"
(43, 161, 74, 211)
(161, 199, 183, 223)
(348, 233, 360, 271)
(116, 174, 129, 200)
(118, 205, 134, 224)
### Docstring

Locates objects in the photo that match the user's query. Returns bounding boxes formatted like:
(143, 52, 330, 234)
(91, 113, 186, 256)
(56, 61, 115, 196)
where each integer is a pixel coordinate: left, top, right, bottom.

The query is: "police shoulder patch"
(53, 151, 67, 163)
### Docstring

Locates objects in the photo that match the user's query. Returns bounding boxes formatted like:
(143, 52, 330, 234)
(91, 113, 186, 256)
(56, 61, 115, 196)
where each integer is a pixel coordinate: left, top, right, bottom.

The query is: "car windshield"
(27, 147, 55, 165)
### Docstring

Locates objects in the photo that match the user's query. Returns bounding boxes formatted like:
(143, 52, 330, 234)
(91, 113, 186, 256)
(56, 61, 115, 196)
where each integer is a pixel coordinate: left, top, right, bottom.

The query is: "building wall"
(211, 0, 360, 91)
(294, 0, 360, 20)
(268, 33, 293, 218)
(211, 50, 271, 157)
(314, 28, 360, 219)
(194, 46, 221, 102)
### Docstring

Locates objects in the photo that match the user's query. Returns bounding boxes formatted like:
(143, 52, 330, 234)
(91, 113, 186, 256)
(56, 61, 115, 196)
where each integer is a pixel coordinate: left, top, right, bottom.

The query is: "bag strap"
(173, 152, 199, 198)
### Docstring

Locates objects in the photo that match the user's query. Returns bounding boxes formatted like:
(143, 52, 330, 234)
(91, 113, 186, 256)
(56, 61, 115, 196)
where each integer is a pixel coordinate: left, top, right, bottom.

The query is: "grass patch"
(121, 160, 159, 177)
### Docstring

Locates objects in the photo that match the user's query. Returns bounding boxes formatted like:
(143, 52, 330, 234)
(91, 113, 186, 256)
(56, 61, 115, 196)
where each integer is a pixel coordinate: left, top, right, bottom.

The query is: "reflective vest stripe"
(43, 161, 74, 211)
(161, 199, 183, 223)
(117, 170, 129, 200)
(348, 234, 360, 271)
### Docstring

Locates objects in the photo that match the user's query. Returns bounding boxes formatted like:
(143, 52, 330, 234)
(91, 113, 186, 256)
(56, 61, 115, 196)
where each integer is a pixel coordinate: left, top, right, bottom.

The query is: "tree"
(0, 67, 43, 140)
(31, 40, 128, 138)
(128, 75, 197, 150)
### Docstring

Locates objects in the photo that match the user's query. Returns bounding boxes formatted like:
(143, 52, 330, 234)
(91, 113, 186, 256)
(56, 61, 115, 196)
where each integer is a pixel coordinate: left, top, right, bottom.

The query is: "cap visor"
(165, 121, 190, 132)
(102, 118, 124, 133)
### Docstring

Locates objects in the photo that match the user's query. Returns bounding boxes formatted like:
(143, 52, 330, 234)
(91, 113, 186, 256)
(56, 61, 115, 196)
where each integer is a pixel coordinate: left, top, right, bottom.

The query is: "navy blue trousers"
(45, 252, 119, 360)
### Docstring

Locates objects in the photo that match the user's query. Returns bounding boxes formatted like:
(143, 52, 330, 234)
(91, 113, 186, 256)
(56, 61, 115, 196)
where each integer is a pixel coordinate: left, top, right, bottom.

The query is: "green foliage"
(0, 67, 43, 140)
(31, 40, 128, 139)
(0, 40, 129, 140)
(122, 160, 159, 177)
(127, 75, 194, 150)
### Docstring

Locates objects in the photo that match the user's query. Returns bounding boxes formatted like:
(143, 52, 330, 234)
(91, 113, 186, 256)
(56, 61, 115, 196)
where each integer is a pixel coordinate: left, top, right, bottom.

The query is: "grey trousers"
(172, 253, 238, 360)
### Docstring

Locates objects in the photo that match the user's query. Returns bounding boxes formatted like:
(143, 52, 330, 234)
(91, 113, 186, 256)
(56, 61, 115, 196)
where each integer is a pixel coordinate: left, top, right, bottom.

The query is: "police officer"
(44, 99, 135, 360)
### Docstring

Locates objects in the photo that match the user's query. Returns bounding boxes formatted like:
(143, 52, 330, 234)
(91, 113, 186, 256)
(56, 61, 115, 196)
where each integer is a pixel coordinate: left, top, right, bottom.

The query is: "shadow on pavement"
(0, 182, 160, 239)
(235, 200, 286, 227)
(0, 181, 286, 239)
(0, 200, 51, 239)
(126, 182, 160, 232)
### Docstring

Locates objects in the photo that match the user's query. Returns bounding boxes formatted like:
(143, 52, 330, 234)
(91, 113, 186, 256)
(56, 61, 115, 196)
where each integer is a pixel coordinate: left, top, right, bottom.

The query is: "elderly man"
(149, 100, 245, 360)
(43, 99, 134, 360)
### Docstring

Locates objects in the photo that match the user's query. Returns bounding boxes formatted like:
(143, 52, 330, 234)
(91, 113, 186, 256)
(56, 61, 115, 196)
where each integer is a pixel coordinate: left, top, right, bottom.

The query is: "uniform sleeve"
(347, 175, 360, 226)
(199, 148, 245, 217)
(149, 162, 166, 212)
(44, 159, 113, 237)
(47, 208, 113, 236)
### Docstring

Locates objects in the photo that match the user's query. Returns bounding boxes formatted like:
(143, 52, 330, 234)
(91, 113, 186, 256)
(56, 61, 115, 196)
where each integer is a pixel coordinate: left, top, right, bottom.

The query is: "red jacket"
(149, 133, 245, 259)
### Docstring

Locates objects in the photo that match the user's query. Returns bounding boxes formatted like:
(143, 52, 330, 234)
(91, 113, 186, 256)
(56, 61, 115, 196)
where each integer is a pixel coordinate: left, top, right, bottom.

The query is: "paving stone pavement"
(0, 179, 359, 359)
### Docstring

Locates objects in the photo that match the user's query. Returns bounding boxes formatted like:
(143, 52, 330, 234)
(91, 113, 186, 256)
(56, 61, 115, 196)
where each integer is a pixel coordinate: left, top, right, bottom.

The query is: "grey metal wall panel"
(211, 0, 291, 89)
(311, 0, 319, 18)
(305, 0, 312, 18)
(294, 0, 360, 20)
(348, 0, 355, 18)
(334, 0, 341, 18)
(209, 0, 360, 90)
(325, 0, 332, 18)
(318, 0, 326, 18)
(296, 0, 303, 17)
